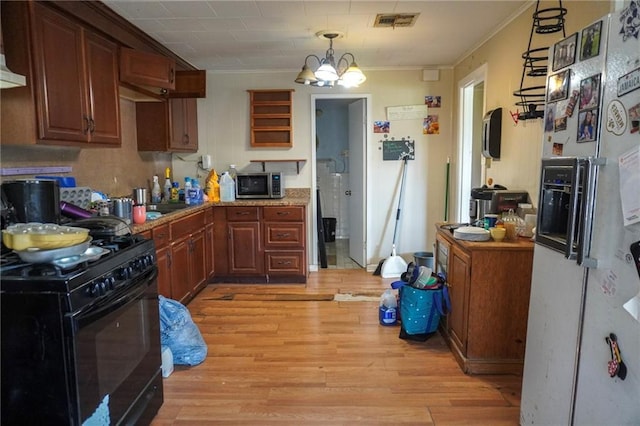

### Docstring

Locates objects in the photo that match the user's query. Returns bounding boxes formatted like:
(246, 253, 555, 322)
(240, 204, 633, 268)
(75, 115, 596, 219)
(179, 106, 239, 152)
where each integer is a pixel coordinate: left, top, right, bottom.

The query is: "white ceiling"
(103, 0, 532, 73)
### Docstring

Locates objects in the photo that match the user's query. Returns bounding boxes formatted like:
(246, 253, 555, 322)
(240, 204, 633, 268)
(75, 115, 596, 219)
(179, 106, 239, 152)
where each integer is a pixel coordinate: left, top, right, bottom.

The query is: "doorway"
(311, 95, 369, 270)
(456, 65, 486, 223)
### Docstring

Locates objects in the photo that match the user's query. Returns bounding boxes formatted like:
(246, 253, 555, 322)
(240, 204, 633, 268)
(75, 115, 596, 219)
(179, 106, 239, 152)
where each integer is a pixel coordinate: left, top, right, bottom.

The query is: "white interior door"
(348, 99, 366, 266)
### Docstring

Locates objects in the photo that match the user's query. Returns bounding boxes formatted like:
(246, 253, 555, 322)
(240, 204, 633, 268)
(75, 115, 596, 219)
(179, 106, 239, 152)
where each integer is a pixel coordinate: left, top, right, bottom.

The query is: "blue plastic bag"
(158, 295, 207, 366)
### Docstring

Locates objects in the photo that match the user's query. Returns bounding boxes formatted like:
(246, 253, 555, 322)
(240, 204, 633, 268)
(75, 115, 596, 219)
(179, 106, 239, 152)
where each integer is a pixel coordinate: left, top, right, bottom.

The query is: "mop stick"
(444, 157, 450, 222)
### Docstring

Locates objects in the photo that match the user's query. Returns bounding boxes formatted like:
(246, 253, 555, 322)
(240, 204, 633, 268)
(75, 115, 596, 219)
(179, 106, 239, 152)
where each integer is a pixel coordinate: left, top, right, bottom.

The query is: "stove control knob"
(88, 283, 100, 298)
(118, 266, 133, 280)
(106, 276, 116, 290)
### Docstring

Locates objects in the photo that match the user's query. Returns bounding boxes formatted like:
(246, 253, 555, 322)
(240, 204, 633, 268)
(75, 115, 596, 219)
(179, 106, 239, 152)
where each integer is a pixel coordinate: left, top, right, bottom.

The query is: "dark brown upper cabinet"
(136, 98, 198, 152)
(1, 2, 121, 147)
(120, 47, 176, 93)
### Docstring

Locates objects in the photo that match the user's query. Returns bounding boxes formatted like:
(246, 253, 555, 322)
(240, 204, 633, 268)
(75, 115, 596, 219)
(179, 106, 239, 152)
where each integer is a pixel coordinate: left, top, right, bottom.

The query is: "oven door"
(69, 267, 162, 425)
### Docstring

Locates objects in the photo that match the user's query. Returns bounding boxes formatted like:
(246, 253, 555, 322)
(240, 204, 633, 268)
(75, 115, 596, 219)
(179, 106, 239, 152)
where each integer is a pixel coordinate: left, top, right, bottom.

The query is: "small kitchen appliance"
(469, 186, 529, 223)
(235, 172, 284, 199)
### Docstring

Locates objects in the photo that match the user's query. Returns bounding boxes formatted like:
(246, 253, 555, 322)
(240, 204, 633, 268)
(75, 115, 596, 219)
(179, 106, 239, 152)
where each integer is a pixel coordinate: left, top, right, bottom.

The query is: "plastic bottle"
(190, 179, 201, 205)
(170, 182, 180, 203)
(220, 171, 235, 202)
(184, 177, 192, 205)
(151, 175, 162, 203)
(205, 169, 220, 203)
(164, 168, 172, 202)
(379, 289, 398, 326)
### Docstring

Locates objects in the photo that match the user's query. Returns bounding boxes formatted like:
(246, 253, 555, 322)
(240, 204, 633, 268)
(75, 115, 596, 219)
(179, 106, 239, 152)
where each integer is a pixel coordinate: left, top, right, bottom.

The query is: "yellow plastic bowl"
(2, 223, 90, 250)
(489, 226, 506, 242)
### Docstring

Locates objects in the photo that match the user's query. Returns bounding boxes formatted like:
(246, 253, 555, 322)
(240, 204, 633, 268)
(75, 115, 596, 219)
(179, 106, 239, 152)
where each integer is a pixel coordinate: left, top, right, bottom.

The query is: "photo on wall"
(373, 121, 390, 133)
(580, 20, 602, 61)
(552, 32, 578, 71)
(425, 96, 441, 108)
(577, 108, 598, 142)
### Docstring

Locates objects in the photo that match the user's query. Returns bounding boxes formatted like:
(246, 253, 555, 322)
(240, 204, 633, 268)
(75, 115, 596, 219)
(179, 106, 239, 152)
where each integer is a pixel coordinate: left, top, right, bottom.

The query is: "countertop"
(436, 223, 534, 251)
(131, 188, 311, 234)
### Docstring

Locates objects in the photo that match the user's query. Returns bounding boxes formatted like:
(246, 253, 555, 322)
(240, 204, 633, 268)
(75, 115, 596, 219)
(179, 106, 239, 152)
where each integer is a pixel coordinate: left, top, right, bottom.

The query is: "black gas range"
(1, 229, 163, 425)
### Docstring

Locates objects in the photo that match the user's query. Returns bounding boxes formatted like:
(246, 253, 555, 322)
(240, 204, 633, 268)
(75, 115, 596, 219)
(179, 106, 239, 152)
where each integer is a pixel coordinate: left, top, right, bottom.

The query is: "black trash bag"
(158, 295, 207, 366)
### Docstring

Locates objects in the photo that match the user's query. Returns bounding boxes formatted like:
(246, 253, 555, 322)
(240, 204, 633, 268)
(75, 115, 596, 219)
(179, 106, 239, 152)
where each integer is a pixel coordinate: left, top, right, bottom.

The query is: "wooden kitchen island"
(435, 225, 534, 375)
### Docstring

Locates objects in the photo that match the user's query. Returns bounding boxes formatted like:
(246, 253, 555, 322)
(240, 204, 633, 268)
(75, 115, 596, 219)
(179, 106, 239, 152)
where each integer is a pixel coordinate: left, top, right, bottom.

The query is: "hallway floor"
(324, 238, 361, 269)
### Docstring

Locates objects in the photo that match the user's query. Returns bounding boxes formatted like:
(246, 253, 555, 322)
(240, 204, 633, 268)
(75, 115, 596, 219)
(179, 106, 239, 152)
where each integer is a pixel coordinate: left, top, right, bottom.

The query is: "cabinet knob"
(276, 233, 290, 238)
(277, 211, 290, 215)
(83, 116, 91, 134)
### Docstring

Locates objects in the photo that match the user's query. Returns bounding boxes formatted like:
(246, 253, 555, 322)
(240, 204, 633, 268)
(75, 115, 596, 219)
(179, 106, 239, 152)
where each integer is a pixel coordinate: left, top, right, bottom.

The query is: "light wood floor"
(151, 269, 522, 425)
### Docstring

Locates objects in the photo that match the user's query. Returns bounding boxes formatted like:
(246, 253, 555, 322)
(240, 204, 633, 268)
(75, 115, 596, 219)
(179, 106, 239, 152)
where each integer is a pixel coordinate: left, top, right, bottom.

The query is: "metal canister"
(111, 197, 133, 224)
(132, 188, 148, 206)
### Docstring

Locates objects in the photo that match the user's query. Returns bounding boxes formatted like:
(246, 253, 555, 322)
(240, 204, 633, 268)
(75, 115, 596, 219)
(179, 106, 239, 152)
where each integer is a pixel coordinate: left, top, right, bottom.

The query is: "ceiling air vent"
(374, 13, 420, 28)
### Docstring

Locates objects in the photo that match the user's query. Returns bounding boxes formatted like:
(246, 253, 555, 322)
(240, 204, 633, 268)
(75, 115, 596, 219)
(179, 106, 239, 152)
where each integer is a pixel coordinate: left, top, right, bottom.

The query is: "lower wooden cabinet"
(436, 227, 533, 375)
(169, 211, 207, 303)
(139, 210, 209, 304)
(204, 208, 214, 279)
(212, 205, 307, 283)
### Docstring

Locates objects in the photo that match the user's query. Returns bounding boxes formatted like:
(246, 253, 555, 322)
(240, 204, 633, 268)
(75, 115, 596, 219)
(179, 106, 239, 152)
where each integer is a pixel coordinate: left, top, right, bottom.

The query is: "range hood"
(0, 53, 26, 89)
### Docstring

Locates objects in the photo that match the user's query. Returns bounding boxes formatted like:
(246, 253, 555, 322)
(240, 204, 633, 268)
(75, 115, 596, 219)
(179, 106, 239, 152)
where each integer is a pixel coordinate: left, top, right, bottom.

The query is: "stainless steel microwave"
(235, 172, 284, 199)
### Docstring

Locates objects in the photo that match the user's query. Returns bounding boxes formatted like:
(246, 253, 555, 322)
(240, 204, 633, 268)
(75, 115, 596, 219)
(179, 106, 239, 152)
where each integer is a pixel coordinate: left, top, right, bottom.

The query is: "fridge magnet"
(554, 115, 567, 132)
(629, 102, 640, 134)
(547, 70, 570, 102)
(579, 74, 601, 110)
(580, 20, 602, 61)
(565, 89, 580, 117)
(619, 0, 640, 41)
(425, 96, 441, 108)
(606, 99, 628, 136)
(617, 67, 640, 97)
(374, 121, 390, 133)
(544, 106, 555, 132)
(423, 115, 439, 134)
(577, 108, 598, 142)
(552, 32, 578, 71)
(552, 142, 564, 155)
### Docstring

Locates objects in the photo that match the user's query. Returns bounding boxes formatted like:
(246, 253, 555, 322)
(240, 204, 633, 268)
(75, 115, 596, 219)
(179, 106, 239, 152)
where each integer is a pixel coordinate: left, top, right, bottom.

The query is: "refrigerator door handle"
(577, 157, 606, 268)
(564, 158, 584, 260)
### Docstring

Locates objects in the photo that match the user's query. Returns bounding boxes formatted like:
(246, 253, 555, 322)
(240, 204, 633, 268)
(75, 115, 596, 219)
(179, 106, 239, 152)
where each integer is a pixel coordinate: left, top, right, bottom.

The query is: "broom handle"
(391, 157, 409, 247)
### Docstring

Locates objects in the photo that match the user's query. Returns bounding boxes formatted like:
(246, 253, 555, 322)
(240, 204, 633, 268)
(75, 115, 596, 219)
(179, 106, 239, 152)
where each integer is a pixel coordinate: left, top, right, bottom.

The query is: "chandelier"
(294, 31, 366, 88)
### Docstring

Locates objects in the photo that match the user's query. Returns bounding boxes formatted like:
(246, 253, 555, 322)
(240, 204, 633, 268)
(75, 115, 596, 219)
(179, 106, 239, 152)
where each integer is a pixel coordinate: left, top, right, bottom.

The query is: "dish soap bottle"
(164, 168, 172, 203)
(151, 175, 162, 203)
(184, 177, 192, 205)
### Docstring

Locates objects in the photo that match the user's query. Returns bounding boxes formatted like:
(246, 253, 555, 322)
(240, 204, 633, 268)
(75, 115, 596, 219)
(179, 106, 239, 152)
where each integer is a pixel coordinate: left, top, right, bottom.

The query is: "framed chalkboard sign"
(383, 139, 415, 160)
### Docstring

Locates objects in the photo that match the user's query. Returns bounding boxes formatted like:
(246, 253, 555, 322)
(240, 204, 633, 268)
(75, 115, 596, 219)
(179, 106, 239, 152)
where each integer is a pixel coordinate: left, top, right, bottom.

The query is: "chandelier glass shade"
(294, 33, 366, 88)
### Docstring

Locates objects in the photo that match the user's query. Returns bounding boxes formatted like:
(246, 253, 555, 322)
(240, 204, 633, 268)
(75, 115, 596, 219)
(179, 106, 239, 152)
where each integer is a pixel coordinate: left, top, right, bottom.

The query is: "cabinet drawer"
(263, 206, 304, 221)
(265, 251, 304, 274)
(264, 223, 304, 248)
(227, 206, 259, 221)
(151, 223, 171, 249)
(171, 211, 205, 239)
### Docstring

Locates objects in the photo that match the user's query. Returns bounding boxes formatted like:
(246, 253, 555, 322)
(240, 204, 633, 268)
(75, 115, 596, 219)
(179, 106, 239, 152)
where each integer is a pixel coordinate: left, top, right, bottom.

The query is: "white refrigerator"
(521, 7, 640, 426)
